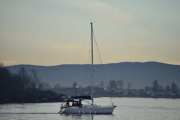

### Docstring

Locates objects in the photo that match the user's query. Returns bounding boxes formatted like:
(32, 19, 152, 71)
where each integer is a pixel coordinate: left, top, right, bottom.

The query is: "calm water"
(0, 97, 180, 120)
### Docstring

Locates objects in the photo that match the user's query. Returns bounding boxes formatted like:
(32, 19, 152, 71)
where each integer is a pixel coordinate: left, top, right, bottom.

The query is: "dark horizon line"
(4, 61, 180, 67)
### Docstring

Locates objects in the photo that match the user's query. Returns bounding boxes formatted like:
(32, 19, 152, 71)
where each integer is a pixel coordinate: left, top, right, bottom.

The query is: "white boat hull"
(59, 105, 116, 114)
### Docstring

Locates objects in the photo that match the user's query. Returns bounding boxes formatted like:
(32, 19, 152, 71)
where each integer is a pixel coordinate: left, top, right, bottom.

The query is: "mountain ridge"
(6, 61, 180, 89)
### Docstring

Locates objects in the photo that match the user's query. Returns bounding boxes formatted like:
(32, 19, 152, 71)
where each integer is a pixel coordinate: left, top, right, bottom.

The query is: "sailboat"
(59, 22, 116, 114)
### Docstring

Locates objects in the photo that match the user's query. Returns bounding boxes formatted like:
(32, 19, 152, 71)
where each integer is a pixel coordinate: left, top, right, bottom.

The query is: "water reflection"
(71, 115, 93, 120)
(59, 114, 116, 120)
(59, 114, 95, 120)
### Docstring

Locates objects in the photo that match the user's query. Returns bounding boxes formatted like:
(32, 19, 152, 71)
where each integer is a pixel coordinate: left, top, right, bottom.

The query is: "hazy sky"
(0, 0, 180, 65)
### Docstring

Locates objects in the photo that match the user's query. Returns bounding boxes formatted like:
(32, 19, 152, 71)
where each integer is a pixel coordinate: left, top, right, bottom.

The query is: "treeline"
(0, 66, 65, 104)
(53, 80, 180, 98)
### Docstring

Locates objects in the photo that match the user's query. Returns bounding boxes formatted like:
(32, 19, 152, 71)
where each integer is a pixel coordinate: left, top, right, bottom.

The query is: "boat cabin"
(64, 96, 92, 107)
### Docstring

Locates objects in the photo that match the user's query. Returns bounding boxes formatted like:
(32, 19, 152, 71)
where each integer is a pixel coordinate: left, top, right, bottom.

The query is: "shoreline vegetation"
(0, 66, 180, 104)
(0, 66, 65, 104)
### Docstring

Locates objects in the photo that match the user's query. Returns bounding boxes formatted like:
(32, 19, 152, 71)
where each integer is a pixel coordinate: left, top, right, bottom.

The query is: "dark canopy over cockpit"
(70, 96, 92, 100)
(65, 96, 93, 102)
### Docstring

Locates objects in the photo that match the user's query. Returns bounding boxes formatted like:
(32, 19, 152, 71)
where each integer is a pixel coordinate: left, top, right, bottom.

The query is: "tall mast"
(90, 22, 94, 65)
(90, 22, 94, 105)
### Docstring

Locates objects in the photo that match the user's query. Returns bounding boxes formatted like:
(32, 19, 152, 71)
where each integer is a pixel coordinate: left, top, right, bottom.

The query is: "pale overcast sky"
(0, 0, 180, 65)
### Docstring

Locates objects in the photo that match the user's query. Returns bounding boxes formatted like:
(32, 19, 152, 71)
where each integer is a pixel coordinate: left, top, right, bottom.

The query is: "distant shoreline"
(1, 96, 180, 104)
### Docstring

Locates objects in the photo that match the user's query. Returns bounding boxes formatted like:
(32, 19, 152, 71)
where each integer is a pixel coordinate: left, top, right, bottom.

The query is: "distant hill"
(6, 62, 180, 89)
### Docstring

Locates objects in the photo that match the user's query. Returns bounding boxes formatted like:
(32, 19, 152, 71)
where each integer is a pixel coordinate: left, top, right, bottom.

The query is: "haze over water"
(0, 97, 180, 120)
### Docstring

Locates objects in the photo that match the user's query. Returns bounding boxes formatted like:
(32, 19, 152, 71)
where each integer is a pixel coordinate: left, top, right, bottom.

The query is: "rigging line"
(93, 25, 113, 105)
(93, 27, 103, 64)
(93, 24, 114, 106)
